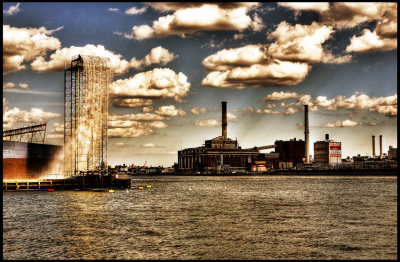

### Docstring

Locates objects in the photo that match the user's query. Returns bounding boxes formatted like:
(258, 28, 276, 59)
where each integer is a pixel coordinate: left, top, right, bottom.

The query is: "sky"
(3, 2, 398, 167)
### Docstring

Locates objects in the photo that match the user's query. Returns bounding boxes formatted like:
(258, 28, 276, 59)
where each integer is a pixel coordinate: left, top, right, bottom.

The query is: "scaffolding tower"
(64, 55, 112, 177)
(3, 123, 47, 143)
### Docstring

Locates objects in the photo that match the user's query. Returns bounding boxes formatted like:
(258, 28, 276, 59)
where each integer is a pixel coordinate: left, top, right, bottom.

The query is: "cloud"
(261, 91, 397, 116)
(194, 119, 220, 127)
(278, 2, 330, 13)
(191, 106, 208, 115)
(202, 59, 311, 89)
(125, 3, 260, 40)
(141, 106, 153, 113)
(318, 119, 377, 128)
(3, 25, 62, 74)
(115, 142, 126, 147)
(109, 113, 168, 122)
(345, 29, 397, 53)
(46, 122, 64, 139)
(129, 46, 178, 69)
(242, 107, 281, 115)
(112, 98, 152, 108)
(125, 6, 147, 15)
(3, 106, 62, 130)
(267, 21, 352, 64)
(30, 44, 130, 75)
(110, 68, 191, 102)
(3, 2, 20, 16)
(4, 82, 29, 89)
(279, 2, 397, 54)
(279, 2, 396, 30)
(108, 121, 168, 138)
(108, 8, 119, 12)
(201, 21, 352, 89)
(3, 83, 15, 89)
(140, 143, 164, 148)
(263, 91, 300, 101)
(154, 105, 186, 116)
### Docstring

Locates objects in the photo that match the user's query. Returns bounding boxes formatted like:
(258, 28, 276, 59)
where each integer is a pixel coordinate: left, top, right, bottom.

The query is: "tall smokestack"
(372, 135, 376, 159)
(304, 105, 309, 163)
(379, 135, 383, 159)
(222, 101, 227, 139)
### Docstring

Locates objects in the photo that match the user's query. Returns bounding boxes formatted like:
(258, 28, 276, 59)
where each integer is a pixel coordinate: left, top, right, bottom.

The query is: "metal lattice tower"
(3, 123, 47, 143)
(64, 55, 112, 177)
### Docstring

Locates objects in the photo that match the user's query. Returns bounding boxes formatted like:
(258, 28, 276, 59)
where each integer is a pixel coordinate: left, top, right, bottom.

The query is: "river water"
(2, 175, 397, 260)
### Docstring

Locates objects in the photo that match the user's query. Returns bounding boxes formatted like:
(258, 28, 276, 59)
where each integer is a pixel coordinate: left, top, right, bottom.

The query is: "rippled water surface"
(3, 175, 397, 260)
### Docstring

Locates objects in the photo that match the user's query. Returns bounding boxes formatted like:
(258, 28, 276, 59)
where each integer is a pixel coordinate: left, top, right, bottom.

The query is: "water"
(3, 175, 397, 260)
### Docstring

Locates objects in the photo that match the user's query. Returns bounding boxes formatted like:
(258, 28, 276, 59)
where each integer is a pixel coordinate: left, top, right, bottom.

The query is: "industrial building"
(178, 102, 259, 173)
(314, 134, 342, 165)
(3, 124, 63, 180)
(274, 138, 306, 166)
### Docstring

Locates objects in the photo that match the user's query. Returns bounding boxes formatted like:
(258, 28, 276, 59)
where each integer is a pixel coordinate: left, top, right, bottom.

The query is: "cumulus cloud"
(30, 44, 177, 75)
(129, 46, 178, 69)
(140, 143, 164, 148)
(125, 6, 147, 15)
(3, 25, 62, 74)
(194, 119, 220, 127)
(263, 91, 300, 101)
(141, 106, 153, 113)
(261, 91, 397, 116)
(319, 119, 377, 128)
(345, 29, 397, 53)
(112, 98, 152, 108)
(110, 68, 191, 102)
(201, 21, 352, 89)
(267, 21, 352, 64)
(108, 115, 168, 138)
(191, 106, 208, 115)
(202, 59, 310, 89)
(125, 3, 260, 40)
(3, 2, 20, 16)
(279, 2, 397, 53)
(30, 44, 130, 75)
(154, 105, 186, 116)
(3, 106, 62, 130)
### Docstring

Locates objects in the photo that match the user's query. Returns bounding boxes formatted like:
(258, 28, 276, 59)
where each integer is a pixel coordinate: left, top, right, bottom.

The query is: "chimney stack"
(372, 135, 376, 159)
(304, 105, 309, 163)
(222, 101, 227, 139)
(379, 135, 383, 159)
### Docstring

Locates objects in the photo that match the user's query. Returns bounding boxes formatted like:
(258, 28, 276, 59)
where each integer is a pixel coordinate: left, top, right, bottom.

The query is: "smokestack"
(325, 134, 329, 140)
(222, 101, 227, 139)
(304, 105, 309, 163)
(379, 135, 383, 159)
(372, 135, 375, 159)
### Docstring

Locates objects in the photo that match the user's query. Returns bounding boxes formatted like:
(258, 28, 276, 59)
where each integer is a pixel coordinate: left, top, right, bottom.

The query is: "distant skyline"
(3, 2, 397, 166)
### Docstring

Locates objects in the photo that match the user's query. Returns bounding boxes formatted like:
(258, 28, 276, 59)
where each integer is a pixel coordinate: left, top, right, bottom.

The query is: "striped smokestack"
(379, 135, 383, 159)
(372, 135, 376, 159)
(304, 105, 309, 163)
(222, 101, 227, 139)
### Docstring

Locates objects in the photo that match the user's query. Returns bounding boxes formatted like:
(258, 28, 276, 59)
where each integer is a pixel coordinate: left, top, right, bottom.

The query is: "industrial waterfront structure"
(178, 102, 260, 173)
(314, 134, 342, 165)
(64, 55, 112, 177)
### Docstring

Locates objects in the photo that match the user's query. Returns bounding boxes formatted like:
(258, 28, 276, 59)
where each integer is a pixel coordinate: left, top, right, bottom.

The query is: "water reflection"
(3, 176, 397, 260)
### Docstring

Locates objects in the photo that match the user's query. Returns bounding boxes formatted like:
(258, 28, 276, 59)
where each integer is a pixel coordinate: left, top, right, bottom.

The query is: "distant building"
(274, 138, 305, 166)
(388, 146, 397, 160)
(314, 134, 342, 165)
(178, 101, 259, 173)
(178, 136, 259, 173)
